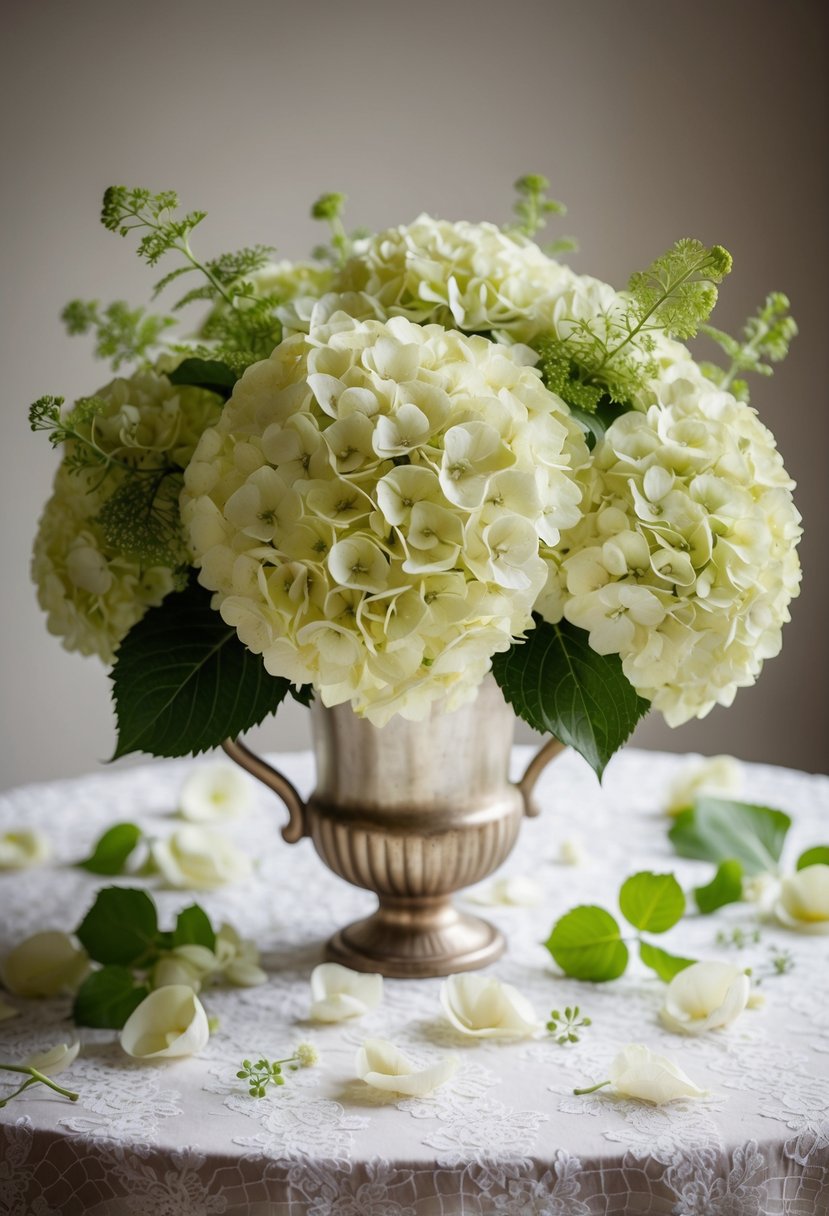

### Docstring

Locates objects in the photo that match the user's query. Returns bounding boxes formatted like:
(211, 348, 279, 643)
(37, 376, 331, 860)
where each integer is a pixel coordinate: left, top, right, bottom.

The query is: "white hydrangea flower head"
(182, 313, 587, 724)
(331, 214, 579, 341)
(32, 370, 222, 662)
(544, 375, 802, 725)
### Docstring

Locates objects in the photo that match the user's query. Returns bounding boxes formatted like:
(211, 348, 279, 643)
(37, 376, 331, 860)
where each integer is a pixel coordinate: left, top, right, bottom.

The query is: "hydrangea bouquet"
(31, 177, 801, 777)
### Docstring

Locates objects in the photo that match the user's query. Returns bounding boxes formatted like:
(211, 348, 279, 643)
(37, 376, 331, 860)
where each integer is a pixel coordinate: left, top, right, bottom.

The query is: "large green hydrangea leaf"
(110, 578, 292, 758)
(491, 618, 649, 779)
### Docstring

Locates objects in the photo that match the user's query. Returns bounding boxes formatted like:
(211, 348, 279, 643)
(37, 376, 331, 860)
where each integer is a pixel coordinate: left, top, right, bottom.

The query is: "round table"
(1, 747, 827, 1215)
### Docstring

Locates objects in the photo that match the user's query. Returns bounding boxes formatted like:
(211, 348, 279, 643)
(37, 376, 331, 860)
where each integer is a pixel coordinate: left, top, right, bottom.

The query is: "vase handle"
(221, 737, 308, 844)
(515, 736, 565, 818)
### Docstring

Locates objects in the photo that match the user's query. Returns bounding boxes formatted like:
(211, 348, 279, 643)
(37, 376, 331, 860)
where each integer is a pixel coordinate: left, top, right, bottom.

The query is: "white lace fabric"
(0, 747, 827, 1215)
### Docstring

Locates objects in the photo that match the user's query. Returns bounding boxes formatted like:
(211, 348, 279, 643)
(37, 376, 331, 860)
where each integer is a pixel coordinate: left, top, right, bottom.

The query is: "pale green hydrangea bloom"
(182, 313, 588, 724)
(314, 214, 583, 343)
(32, 370, 222, 662)
(542, 356, 802, 725)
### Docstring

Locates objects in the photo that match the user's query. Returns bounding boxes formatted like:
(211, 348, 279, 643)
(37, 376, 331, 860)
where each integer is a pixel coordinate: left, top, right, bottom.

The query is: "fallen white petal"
(609, 1043, 707, 1103)
(440, 973, 542, 1039)
(1, 931, 90, 998)
(120, 986, 210, 1059)
(0, 829, 51, 870)
(151, 826, 253, 890)
(310, 963, 383, 1022)
(775, 865, 829, 934)
(660, 961, 751, 1035)
(356, 1037, 458, 1097)
(179, 763, 253, 822)
(25, 1041, 80, 1075)
(664, 755, 742, 816)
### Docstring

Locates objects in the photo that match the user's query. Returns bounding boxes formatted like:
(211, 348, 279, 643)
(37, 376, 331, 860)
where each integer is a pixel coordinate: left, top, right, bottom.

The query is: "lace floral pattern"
(1, 747, 827, 1214)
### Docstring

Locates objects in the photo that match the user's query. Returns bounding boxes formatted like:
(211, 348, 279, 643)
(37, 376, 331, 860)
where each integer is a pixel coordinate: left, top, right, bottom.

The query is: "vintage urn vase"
(223, 676, 562, 978)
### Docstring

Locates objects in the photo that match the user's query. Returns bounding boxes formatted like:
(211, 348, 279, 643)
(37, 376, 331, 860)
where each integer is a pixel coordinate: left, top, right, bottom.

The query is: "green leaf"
(172, 904, 216, 951)
(639, 941, 696, 982)
(618, 871, 685, 933)
(796, 846, 829, 871)
(72, 966, 149, 1029)
(76, 887, 160, 967)
(669, 797, 791, 877)
(110, 577, 293, 759)
(694, 860, 744, 914)
(76, 823, 143, 876)
(492, 618, 649, 779)
(168, 357, 237, 401)
(544, 905, 629, 981)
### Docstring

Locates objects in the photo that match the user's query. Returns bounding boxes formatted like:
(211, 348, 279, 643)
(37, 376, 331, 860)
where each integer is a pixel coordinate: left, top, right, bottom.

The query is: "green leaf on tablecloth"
(76, 823, 143, 875)
(491, 618, 649, 780)
(110, 577, 295, 759)
(167, 356, 237, 400)
(694, 860, 744, 914)
(172, 904, 216, 951)
(76, 887, 160, 967)
(73, 966, 150, 1028)
(796, 846, 829, 871)
(618, 871, 685, 933)
(669, 797, 791, 876)
(638, 941, 696, 981)
(545, 905, 629, 981)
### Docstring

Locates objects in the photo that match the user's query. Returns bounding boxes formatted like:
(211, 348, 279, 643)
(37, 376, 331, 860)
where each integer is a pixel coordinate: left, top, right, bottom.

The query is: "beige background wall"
(1, 0, 826, 788)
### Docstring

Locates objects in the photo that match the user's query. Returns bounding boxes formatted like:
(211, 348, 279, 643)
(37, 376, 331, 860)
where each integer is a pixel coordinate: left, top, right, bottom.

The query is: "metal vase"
(223, 677, 562, 978)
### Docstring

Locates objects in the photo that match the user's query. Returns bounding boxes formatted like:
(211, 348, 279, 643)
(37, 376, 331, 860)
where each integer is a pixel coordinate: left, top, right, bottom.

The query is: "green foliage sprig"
(237, 1044, 318, 1098)
(62, 299, 176, 371)
(557, 239, 732, 405)
(99, 185, 282, 366)
(699, 292, 797, 402)
(544, 871, 694, 983)
(507, 175, 576, 253)
(546, 1005, 592, 1045)
(72, 887, 216, 1028)
(311, 192, 369, 268)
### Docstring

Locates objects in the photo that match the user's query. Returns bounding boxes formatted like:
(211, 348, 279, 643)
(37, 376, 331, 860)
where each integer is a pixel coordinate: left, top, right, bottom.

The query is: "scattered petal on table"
(310, 963, 383, 1022)
(0, 828, 51, 870)
(25, 1041, 80, 1076)
(659, 961, 751, 1034)
(355, 1037, 458, 1097)
(468, 875, 542, 905)
(120, 985, 210, 1059)
(609, 1043, 708, 1103)
(179, 763, 253, 822)
(151, 826, 253, 890)
(559, 837, 586, 866)
(664, 755, 742, 816)
(440, 973, 542, 1039)
(775, 865, 829, 934)
(1, 931, 90, 998)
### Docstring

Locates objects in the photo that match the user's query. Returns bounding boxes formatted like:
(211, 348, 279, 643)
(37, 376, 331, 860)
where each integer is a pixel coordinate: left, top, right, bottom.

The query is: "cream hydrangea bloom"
(183, 313, 587, 724)
(33, 370, 222, 662)
(331, 214, 577, 342)
(545, 363, 801, 725)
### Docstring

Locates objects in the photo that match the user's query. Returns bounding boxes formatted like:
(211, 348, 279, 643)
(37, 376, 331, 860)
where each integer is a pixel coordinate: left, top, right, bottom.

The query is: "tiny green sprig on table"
(546, 1006, 592, 1045)
(237, 1043, 319, 1098)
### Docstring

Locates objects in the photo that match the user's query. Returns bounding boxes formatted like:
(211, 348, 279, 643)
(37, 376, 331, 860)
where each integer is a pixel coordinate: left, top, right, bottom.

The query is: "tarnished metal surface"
(223, 677, 562, 977)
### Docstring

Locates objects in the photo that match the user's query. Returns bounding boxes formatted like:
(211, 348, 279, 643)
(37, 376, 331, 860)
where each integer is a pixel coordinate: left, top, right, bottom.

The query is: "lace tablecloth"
(1, 747, 827, 1215)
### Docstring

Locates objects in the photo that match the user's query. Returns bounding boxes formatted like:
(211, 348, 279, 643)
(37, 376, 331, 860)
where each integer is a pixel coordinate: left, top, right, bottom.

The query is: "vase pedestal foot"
(324, 896, 504, 979)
